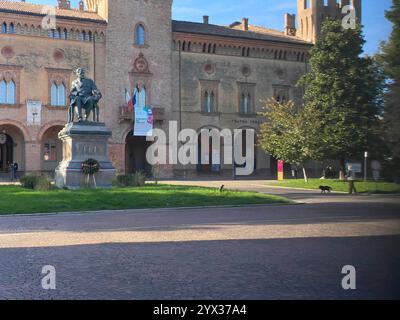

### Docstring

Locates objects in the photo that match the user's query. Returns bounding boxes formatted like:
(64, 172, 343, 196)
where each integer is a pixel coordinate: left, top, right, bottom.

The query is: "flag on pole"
(125, 89, 133, 112)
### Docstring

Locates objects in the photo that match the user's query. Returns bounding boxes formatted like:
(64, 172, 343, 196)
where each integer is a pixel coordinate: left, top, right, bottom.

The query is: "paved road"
(0, 187, 399, 299)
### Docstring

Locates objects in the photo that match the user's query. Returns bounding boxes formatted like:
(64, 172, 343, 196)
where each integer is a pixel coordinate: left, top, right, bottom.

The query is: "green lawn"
(0, 184, 290, 215)
(266, 179, 400, 194)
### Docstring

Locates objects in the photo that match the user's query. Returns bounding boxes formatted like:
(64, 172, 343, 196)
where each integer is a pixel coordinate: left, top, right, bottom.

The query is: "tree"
(378, 0, 400, 180)
(258, 99, 322, 182)
(298, 19, 385, 177)
(379, 0, 400, 82)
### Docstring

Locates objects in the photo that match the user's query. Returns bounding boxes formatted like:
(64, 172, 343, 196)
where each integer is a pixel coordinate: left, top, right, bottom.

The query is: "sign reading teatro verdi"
(134, 106, 153, 137)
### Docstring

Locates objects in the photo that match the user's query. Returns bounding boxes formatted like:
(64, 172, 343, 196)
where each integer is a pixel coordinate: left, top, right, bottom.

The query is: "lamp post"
(364, 151, 368, 182)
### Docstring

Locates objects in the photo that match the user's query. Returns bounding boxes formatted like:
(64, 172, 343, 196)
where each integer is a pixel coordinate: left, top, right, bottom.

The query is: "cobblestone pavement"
(0, 195, 399, 299)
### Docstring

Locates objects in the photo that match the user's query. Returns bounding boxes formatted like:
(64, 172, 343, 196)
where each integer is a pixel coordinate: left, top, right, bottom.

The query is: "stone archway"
(196, 126, 223, 175)
(0, 133, 13, 172)
(125, 131, 152, 176)
(0, 124, 26, 174)
(40, 125, 64, 174)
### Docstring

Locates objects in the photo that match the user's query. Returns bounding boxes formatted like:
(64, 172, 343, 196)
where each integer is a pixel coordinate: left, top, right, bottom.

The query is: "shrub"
(20, 175, 52, 190)
(34, 176, 52, 191)
(20, 176, 39, 189)
(113, 172, 146, 187)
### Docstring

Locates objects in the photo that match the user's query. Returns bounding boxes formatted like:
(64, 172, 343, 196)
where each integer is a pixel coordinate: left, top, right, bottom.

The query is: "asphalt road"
(0, 184, 399, 300)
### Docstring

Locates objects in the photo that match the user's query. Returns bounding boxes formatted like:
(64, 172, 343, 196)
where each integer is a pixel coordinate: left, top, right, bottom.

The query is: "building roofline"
(172, 20, 312, 47)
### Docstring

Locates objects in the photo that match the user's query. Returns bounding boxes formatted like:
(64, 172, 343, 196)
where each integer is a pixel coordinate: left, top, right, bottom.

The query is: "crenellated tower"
(84, 0, 108, 20)
(83, 0, 174, 165)
(297, 0, 361, 43)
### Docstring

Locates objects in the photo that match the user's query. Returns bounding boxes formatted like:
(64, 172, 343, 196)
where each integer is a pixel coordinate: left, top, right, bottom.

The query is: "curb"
(0, 202, 299, 218)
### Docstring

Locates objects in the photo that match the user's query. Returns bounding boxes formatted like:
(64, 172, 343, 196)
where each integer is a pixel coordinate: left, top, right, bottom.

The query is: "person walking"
(347, 165, 357, 194)
(8, 162, 14, 181)
(13, 162, 18, 180)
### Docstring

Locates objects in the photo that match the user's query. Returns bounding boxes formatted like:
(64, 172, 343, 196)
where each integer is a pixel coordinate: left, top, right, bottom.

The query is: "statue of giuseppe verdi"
(68, 68, 102, 123)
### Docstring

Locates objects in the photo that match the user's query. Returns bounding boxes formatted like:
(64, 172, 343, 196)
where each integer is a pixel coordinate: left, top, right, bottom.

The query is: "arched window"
(58, 83, 66, 106)
(50, 82, 66, 106)
(9, 23, 14, 34)
(1, 23, 7, 34)
(240, 93, 252, 114)
(62, 29, 68, 40)
(0, 80, 16, 104)
(81, 31, 86, 41)
(210, 92, 215, 112)
(135, 24, 145, 45)
(0, 80, 6, 104)
(55, 28, 61, 39)
(49, 29, 55, 38)
(137, 86, 146, 107)
(88, 31, 92, 42)
(203, 91, 215, 113)
(7, 80, 15, 104)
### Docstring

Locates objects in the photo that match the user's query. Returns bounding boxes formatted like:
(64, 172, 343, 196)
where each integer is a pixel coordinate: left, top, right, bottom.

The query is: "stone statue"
(68, 68, 102, 123)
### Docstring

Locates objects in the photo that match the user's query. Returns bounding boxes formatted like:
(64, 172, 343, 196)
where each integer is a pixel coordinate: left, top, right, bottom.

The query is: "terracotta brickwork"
(0, 0, 347, 178)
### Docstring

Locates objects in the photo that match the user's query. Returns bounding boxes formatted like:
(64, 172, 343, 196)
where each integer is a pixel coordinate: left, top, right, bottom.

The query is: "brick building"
(0, 0, 360, 178)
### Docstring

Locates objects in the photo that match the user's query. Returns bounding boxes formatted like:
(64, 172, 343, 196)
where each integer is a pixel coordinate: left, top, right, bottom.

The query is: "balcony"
(119, 106, 166, 123)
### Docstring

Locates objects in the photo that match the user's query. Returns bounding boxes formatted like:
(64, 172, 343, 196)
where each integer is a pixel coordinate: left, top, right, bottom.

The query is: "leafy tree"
(298, 19, 385, 177)
(258, 99, 321, 181)
(378, 0, 400, 180)
(379, 0, 400, 82)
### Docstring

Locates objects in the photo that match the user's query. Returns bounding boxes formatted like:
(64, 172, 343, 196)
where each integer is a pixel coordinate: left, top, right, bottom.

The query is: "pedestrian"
(346, 165, 357, 194)
(13, 162, 18, 180)
(8, 162, 14, 181)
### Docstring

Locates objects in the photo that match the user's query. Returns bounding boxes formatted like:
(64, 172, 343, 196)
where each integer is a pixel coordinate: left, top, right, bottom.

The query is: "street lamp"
(364, 151, 368, 182)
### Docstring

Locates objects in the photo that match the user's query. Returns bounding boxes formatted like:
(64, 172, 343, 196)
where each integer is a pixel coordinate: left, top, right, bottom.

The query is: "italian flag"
(125, 88, 135, 112)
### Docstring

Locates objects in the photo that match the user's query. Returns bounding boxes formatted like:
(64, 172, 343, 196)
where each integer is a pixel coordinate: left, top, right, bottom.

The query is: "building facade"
(0, 0, 360, 178)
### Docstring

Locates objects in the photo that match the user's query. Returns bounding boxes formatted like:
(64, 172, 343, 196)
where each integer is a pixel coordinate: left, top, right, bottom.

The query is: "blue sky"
(23, 0, 393, 55)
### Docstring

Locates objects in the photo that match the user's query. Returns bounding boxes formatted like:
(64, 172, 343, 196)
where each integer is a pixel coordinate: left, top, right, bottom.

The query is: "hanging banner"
(134, 106, 153, 137)
(27, 100, 42, 126)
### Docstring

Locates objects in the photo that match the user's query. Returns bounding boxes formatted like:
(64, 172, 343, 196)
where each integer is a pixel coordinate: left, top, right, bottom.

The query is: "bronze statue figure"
(68, 68, 102, 123)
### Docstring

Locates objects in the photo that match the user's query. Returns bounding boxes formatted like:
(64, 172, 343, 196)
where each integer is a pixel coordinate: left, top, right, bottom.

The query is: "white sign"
(27, 100, 42, 126)
(134, 106, 153, 137)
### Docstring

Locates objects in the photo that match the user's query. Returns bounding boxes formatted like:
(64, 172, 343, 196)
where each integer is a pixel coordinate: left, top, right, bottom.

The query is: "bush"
(113, 172, 146, 187)
(20, 176, 39, 189)
(34, 176, 52, 191)
(20, 175, 52, 190)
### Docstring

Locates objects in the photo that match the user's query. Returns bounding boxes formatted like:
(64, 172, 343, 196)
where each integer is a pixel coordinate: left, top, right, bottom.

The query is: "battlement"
(297, 0, 361, 43)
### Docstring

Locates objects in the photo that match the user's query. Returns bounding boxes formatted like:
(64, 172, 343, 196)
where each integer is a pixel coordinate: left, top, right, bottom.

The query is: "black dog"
(319, 185, 332, 193)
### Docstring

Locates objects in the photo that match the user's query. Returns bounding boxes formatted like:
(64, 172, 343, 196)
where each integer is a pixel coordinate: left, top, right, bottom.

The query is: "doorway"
(125, 133, 152, 176)
(0, 134, 13, 172)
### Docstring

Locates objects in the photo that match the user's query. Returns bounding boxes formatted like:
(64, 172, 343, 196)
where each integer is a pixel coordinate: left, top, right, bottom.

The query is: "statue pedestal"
(55, 122, 116, 189)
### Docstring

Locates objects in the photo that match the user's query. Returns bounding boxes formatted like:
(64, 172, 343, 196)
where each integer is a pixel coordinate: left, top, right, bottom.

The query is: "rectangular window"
(43, 141, 57, 162)
(273, 85, 290, 103)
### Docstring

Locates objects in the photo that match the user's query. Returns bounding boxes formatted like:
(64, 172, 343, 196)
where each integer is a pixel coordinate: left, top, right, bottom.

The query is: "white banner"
(134, 106, 153, 137)
(27, 100, 42, 126)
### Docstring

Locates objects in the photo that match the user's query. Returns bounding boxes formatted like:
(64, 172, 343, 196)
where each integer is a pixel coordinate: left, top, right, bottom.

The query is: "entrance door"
(125, 133, 152, 176)
(0, 134, 13, 172)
